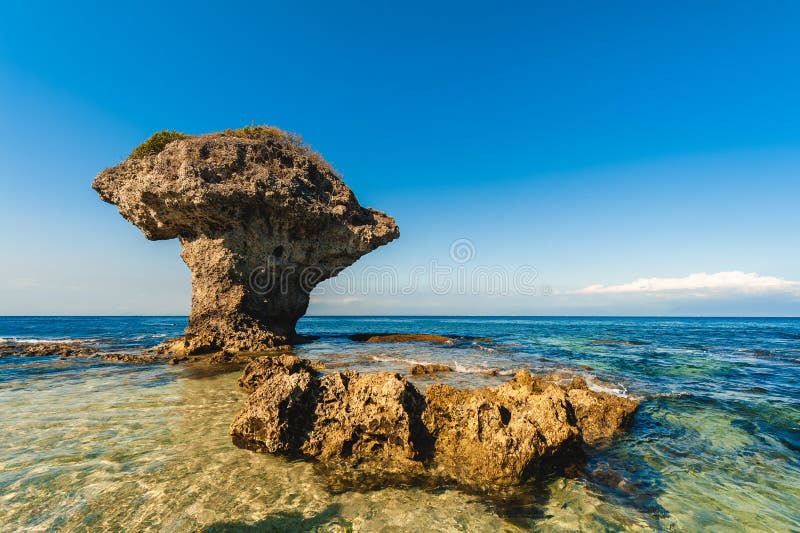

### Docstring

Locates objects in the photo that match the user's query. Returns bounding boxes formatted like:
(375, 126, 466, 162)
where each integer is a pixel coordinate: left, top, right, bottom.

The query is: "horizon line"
(1, 314, 799, 319)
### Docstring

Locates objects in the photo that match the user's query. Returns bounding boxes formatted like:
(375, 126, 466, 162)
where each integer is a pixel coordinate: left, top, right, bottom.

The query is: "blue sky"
(1, 0, 799, 315)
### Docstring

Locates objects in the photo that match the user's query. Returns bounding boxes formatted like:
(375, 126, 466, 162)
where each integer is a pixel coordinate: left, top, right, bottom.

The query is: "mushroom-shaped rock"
(92, 128, 399, 353)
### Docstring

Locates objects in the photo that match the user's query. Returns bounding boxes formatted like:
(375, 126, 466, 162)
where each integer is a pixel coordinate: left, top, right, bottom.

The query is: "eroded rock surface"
(93, 129, 398, 354)
(99, 353, 160, 364)
(348, 333, 452, 344)
(410, 363, 454, 375)
(230, 356, 638, 490)
(0, 342, 98, 358)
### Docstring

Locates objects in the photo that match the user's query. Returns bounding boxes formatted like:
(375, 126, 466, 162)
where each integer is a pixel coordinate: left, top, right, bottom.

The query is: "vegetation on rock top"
(128, 130, 188, 159)
(224, 124, 335, 175)
(128, 125, 333, 173)
(223, 125, 304, 146)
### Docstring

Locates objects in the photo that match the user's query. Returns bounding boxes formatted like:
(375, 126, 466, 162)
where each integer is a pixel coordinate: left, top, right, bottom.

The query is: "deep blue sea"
(1, 316, 799, 531)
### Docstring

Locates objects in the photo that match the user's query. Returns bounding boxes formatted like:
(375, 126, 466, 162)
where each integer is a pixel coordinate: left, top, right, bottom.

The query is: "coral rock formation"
(230, 356, 638, 491)
(93, 129, 398, 354)
(348, 333, 453, 344)
(410, 363, 454, 375)
(0, 342, 98, 358)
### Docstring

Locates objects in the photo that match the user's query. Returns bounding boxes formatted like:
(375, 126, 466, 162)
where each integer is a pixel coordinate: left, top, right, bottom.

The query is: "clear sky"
(1, 0, 799, 316)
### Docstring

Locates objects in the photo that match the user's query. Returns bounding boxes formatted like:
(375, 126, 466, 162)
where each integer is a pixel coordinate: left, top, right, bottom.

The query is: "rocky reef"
(230, 356, 638, 491)
(410, 363, 454, 375)
(92, 127, 398, 354)
(0, 342, 98, 359)
(348, 333, 453, 344)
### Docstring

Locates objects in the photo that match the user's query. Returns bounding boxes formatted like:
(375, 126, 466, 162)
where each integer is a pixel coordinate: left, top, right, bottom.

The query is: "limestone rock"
(230, 357, 639, 491)
(99, 353, 160, 364)
(0, 342, 98, 358)
(237, 354, 319, 392)
(422, 370, 583, 487)
(348, 333, 452, 344)
(410, 363, 454, 375)
(231, 356, 430, 483)
(302, 371, 428, 474)
(92, 128, 398, 354)
(563, 377, 638, 445)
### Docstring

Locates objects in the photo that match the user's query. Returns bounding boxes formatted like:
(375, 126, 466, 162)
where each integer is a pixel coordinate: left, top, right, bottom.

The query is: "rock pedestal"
(93, 130, 398, 353)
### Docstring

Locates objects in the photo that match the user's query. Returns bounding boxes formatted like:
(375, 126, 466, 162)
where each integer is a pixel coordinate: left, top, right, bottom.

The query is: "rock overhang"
(92, 128, 398, 353)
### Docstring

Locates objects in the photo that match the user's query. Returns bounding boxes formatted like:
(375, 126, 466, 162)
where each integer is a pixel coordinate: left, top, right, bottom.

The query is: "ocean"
(1, 316, 798, 531)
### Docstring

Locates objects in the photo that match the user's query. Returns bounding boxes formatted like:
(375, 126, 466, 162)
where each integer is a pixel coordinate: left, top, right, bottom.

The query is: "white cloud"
(311, 296, 365, 305)
(9, 278, 41, 289)
(570, 271, 800, 298)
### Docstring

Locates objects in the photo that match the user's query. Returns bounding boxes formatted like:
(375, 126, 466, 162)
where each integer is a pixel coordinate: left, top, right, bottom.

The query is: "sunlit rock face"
(230, 356, 639, 491)
(93, 130, 398, 353)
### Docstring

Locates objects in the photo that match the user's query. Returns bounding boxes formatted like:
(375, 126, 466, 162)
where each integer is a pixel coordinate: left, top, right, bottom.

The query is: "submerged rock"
(99, 353, 160, 364)
(230, 356, 638, 491)
(590, 339, 642, 346)
(93, 127, 398, 354)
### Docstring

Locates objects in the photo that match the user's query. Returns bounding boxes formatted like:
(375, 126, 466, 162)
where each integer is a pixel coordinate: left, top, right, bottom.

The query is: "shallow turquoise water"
(1, 316, 799, 531)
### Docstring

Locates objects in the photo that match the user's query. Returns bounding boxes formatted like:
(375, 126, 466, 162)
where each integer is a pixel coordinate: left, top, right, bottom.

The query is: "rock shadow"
(201, 503, 345, 532)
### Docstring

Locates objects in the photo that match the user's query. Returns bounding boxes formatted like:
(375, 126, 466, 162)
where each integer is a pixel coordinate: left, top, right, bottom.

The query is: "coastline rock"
(0, 342, 98, 358)
(0, 340, 266, 367)
(563, 377, 637, 445)
(93, 127, 398, 354)
(231, 357, 430, 486)
(237, 354, 319, 392)
(99, 353, 161, 364)
(348, 333, 452, 344)
(410, 363, 454, 375)
(230, 356, 639, 490)
(422, 371, 582, 487)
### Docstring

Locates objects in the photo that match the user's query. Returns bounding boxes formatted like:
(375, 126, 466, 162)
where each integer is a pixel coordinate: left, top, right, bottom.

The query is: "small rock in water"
(349, 333, 453, 344)
(100, 353, 160, 364)
(410, 363, 454, 375)
(0, 342, 98, 358)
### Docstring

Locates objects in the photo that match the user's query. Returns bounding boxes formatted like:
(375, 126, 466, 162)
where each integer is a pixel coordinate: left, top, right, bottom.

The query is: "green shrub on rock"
(128, 130, 187, 159)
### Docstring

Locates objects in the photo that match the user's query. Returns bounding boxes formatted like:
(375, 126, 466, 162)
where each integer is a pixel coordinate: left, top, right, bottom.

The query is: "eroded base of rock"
(230, 356, 638, 491)
(152, 329, 320, 357)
